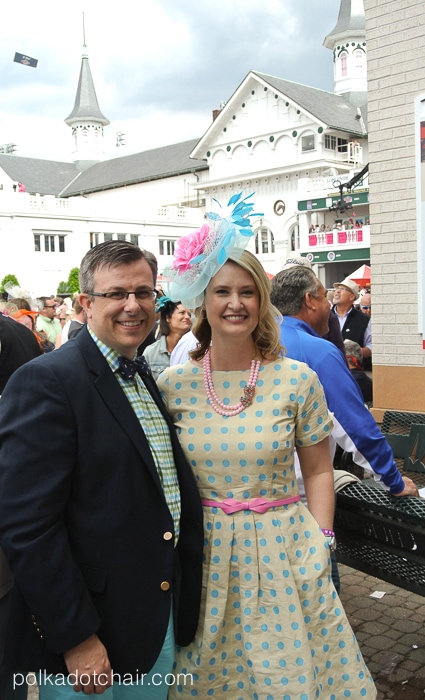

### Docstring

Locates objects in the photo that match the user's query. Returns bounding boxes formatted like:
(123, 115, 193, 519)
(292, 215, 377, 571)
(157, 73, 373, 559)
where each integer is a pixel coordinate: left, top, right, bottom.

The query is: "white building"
(0, 0, 369, 296)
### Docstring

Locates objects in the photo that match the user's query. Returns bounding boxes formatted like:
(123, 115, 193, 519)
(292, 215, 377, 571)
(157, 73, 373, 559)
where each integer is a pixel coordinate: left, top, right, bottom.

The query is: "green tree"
(67, 267, 80, 294)
(0, 274, 20, 295)
(56, 268, 80, 296)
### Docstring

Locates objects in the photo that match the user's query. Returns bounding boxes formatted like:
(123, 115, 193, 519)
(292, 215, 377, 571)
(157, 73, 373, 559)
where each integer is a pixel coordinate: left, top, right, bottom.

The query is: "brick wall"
(365, 0, 425, 367)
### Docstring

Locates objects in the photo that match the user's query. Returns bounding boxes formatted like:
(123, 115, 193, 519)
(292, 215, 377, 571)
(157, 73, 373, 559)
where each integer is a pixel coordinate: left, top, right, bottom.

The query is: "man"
(35, 296, 62, 345)
(359, 292, 371, 316)
(270, 265, 418, 498)
(281, 256, 346, 358)
(61, 297, 87, 344)
(0, 241, 203, 699)
(0, 313, 42, 700)
(332, 277, 372, 369)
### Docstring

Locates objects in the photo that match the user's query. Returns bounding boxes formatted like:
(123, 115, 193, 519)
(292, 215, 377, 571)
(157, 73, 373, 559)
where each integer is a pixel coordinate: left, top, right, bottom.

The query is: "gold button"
(160, 581, 170, 591)
(163, 532, 173, 541)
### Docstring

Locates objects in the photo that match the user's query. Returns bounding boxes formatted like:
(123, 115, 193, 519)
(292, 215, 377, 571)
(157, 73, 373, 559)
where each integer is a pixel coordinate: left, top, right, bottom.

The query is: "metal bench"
(334, 410, 425, 595)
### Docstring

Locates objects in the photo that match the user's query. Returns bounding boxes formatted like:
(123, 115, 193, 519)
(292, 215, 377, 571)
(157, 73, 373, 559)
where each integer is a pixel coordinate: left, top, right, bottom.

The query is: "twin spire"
(64, 16, 110, 168)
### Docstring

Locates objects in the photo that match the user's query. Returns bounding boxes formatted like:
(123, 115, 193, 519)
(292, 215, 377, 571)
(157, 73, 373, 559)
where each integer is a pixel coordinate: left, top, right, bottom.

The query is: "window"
(341, 52, 348, 77)
(90, 232, 100, 248)
(355, 50, 364, 75)
(130, 234, 139, 245)
(34, 233, 66, 252)
(255, 228, 275, 255)
(337, 138, 348, 153)
(325, 135, 337, 151)
(117, 234, 126, 241)
(104, 233, 113, 242)
(301, 135, 315, 152)
(159, 239, 176, 255)
(45, 236, 55, 252)
(289, 224, 300, 252)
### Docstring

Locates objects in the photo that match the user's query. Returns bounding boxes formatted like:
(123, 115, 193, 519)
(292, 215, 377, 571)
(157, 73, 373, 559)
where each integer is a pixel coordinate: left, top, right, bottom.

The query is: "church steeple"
(65, 46, 110, 169)
(323, 0, 367, 107)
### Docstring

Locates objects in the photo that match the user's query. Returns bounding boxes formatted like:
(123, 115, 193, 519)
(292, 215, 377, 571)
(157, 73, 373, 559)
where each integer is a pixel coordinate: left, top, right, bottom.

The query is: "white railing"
(305, 225, 370, 250)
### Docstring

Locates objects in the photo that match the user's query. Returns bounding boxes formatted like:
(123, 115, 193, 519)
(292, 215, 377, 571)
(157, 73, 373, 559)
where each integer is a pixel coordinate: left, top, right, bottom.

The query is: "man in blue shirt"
(270, 264, 418, 498)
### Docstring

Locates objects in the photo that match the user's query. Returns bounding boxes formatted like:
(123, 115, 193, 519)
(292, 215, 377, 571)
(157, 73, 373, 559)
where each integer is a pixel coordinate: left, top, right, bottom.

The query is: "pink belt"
(201, 495, 301, 514)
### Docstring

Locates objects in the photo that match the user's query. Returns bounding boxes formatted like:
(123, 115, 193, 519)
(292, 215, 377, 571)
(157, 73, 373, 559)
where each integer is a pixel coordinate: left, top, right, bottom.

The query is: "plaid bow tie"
(118, 355, 152, 381)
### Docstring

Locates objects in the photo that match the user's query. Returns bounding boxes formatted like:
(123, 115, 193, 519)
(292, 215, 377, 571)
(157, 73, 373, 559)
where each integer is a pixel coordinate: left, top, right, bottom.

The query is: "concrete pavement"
(25, 563, 425, 699)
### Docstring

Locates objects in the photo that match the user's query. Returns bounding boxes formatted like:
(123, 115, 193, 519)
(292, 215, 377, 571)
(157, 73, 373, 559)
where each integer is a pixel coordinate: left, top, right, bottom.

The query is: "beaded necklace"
(203, 349, 261, 417)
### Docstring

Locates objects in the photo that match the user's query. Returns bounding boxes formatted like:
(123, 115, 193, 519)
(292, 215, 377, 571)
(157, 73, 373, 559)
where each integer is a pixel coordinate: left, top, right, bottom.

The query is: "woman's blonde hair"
(190, 250, 282, 362)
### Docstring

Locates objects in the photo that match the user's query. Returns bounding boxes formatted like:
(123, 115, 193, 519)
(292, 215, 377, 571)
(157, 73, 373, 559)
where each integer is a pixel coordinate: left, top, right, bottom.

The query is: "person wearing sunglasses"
(359, 292, 371, 316)
(35, 296, 61, 345)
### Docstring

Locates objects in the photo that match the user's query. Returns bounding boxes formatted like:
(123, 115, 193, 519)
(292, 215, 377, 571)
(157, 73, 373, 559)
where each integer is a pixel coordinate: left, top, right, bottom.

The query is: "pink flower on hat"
(172, 224, 210, 272)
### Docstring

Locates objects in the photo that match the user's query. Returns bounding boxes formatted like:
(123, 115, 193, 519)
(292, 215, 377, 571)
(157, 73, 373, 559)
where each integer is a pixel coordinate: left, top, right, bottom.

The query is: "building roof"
(65, 54, 110, 126)
(59, 138, 207, 197)
(324, 0, 365, 47)
(327, 0, 365, 34)
(0, 155, 80, 195)
(0, 139, 207, 197)
(253, 71, 367, 132)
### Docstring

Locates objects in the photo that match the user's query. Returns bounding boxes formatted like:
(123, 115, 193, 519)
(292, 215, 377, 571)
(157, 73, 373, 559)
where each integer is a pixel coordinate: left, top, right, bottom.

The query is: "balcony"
(304, 225, 370, 252)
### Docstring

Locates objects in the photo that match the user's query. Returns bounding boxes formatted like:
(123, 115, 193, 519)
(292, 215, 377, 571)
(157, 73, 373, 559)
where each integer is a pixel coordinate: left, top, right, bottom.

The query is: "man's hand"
(393, 476, 420, 498)
(64, 634, 112, 694)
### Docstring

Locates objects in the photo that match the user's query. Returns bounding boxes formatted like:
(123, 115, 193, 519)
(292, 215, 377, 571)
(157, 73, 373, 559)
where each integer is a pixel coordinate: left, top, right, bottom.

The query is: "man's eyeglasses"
(59, 317, 67, 321)
(360, 305, 371, 309)
(44, 304, 56, 309)
(89, 290, 158, 302)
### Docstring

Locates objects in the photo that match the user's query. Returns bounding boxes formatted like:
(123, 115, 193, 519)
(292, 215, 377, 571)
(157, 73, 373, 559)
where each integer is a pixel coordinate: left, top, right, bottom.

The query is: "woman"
(143, 298, 192, 380)
(158, 193, 377, 699)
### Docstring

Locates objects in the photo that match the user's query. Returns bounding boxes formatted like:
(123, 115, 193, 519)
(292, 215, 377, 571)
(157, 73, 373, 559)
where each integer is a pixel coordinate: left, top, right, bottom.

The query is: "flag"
(13, 52, 38, 68)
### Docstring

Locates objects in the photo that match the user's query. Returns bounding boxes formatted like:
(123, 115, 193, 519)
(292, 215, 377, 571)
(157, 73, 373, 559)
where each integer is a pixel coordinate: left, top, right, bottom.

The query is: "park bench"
(334, 410, 425, 596)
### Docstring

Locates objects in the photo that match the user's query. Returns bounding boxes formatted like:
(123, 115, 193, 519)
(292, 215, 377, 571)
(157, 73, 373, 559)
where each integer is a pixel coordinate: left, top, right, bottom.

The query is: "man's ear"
(304, 292, 316, 311)
(79, 293, 93, 318)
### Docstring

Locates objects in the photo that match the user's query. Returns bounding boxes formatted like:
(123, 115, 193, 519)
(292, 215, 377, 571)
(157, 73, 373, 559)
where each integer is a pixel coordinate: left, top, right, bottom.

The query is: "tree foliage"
(0, 274, 20, 294)
(56, 268, 80, 295)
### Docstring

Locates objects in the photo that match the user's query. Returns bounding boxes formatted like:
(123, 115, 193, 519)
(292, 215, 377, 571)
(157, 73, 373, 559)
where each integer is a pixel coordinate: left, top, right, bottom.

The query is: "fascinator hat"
(166, 191, 262, 308)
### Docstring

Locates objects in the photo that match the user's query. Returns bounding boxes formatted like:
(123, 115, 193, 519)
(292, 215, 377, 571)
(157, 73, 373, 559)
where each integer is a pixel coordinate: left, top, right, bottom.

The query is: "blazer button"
(163, 532, 173, 541)
(160, 581, 171, 591)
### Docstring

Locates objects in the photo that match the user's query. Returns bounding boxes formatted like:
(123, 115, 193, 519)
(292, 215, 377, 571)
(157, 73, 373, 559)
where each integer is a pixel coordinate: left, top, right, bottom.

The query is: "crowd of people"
(0, 192, 418, 700)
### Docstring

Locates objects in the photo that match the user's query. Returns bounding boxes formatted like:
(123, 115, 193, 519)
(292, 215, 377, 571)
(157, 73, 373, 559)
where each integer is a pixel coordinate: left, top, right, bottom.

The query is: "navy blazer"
(0, 327, 203, 677)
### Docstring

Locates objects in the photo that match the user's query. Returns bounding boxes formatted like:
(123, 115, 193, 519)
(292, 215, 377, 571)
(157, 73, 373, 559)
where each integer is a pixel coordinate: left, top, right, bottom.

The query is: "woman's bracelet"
(321, 528, 335, 537)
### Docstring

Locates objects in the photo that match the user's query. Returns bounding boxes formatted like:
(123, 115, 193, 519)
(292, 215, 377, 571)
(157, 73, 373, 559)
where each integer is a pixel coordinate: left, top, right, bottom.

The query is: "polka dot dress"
(158, 358, 377, 700)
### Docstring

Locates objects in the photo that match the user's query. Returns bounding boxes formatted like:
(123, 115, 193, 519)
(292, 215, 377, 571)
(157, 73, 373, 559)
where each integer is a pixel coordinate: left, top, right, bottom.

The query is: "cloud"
(0, 0, 338, 160)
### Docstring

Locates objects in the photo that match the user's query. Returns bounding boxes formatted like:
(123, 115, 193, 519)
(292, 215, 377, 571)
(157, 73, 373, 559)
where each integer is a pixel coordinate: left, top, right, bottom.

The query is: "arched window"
(289, 223, 300, 252)
(255, 228, 275, 254)
(355, 49, 364, 75)
(340, 52, 348, 78)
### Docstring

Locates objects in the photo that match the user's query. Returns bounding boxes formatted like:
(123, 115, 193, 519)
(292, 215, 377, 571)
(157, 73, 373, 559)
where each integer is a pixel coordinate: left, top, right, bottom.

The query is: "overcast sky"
(1, 0, 340, 162)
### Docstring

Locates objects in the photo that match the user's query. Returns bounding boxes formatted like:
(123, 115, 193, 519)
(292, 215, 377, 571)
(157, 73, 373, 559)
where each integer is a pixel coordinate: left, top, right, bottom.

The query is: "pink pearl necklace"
(203, 349, 261, 417)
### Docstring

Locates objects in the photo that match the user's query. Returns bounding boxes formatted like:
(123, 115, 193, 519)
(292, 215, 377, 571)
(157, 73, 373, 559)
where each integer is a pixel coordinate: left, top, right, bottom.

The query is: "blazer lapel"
(75, 330, 165, 493)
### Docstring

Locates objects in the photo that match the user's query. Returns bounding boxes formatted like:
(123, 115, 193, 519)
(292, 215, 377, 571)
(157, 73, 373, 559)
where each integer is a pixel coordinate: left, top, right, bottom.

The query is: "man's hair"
(72, 298, 84, 314)
(79, 241, 157, 293)
(270, 267, 320, 316)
